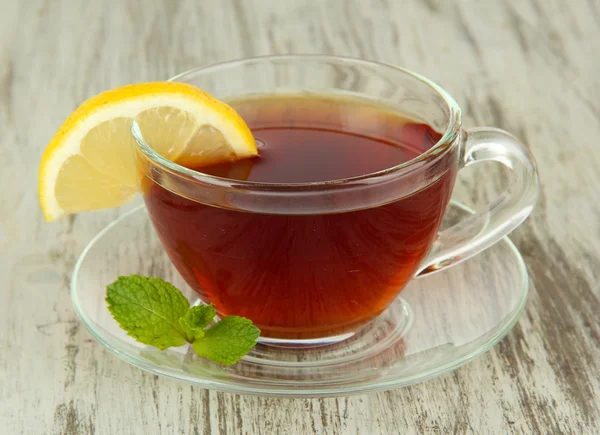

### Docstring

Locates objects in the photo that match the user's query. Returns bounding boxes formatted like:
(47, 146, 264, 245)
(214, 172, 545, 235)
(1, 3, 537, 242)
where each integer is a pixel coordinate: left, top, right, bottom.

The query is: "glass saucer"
(71, 201, 528, 397)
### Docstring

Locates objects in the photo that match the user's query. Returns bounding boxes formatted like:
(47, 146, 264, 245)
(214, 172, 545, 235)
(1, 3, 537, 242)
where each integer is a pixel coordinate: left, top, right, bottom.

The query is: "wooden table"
(2, 0, 599, 433)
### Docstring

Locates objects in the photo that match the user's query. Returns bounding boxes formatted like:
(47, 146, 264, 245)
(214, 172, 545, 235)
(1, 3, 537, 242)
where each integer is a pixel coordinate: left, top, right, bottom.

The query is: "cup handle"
(417, 127, 539, 276)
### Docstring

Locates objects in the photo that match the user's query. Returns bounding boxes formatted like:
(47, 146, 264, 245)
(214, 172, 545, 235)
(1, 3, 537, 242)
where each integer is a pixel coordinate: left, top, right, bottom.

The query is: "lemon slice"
(39, 82, 257, 221)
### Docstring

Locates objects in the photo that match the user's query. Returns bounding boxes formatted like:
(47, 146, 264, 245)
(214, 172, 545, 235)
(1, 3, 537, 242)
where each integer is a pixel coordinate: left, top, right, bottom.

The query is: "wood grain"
(1, 0, 599, 433)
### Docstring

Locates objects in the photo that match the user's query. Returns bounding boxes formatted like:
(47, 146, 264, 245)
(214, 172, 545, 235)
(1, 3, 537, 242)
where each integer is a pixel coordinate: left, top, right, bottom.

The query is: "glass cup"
(133, 55, 538, 346)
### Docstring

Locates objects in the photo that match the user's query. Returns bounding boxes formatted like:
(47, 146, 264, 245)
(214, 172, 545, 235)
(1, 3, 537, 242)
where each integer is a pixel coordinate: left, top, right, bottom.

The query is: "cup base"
(191, 295, 413, 349)
(244, 297, 413, 350)
(257, 332, 357, 348)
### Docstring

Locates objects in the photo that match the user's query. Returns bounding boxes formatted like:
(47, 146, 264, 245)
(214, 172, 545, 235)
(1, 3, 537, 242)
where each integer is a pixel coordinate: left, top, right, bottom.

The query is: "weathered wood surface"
(1, 0, 599, 433)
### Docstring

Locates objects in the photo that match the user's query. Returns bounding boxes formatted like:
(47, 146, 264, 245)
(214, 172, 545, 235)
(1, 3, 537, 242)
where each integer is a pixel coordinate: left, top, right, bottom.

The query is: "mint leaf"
(179, 304, 216, 342)
(106, 276, 190, 350)
(191, 316, 260, 365)
(106, 275, 260, 365)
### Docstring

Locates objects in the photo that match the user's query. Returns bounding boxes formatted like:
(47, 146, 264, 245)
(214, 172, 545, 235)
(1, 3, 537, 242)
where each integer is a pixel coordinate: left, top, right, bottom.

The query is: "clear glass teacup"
(133, 55, 538, 346)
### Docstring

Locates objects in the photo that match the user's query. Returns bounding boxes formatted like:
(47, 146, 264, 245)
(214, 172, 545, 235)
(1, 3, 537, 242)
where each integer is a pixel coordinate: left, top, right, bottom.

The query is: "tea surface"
(199, 94, 440, 183)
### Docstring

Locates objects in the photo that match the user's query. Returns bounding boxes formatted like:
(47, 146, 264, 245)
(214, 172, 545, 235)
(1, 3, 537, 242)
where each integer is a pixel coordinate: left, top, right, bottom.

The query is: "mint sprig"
(106, 275, 260, 365)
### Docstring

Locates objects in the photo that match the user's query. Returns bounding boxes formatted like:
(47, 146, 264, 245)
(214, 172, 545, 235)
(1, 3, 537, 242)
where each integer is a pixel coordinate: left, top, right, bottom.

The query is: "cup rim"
(134, 54, 462, 190)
